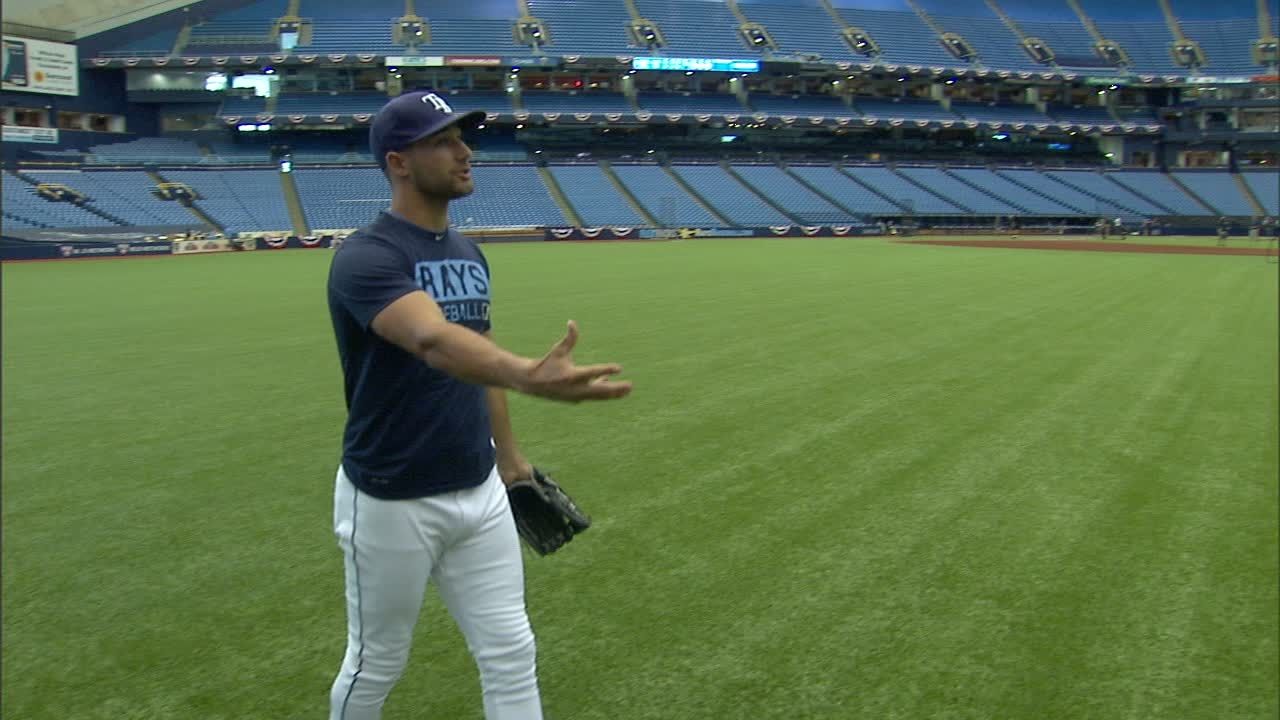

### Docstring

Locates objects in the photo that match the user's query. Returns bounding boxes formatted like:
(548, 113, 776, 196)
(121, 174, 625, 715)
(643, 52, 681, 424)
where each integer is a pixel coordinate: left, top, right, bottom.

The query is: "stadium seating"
(1172, 171, 1258, 216)
(26, 170, 203, 227)
(609, 165, 721, 227)
(186, 0, 288, 51)
(1085, 20, 1182, 75)
(87, 137, 206, 164)
(729, 165, 854, 224)
(274, 93, 388, 116)
(735, 1, 855, 62)
(438, 91, 514, 115)
(854, 98, 959, 121)
(951, 102, 1052, 125)
(946, 168, 1079, 215)
(1043, 170, 1158, 216)
(99, 28, 177, 57)
(748, 94, 856, 118)
(840, 166, 965, 214)
(670, 165, 792, 226)
(292, 167, 388, 230)
(220, 95, 269, 117)
(786, 165, 905, 215)
(1241, 171, 1280, 215)
(547, 165, 647, 226)
(449, 166, 568, 228)
(1085, 169, 1172, 213)
(1046, 105, 1116, 126)
(1180, 19, 1263, 74)
(995, 168, 1128, 216)
(895, 166, 1021, 214)
(631, 0, 752, 57)
(832, 3, 963, 67)
(162, 169, 294, 233)
(519, 91, 634, 115)
(635, 92, 746, 115)
(2, 173, 122, 228)
(1103, 171, 1208, 215)
(919, 5, 1038, 71)
(1015, 20, 1111, 71)
(525, 0, 636, 56)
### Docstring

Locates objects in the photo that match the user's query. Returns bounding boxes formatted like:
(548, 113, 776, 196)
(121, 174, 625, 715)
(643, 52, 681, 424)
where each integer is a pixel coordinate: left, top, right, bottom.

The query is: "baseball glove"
(506, 467, 591, 556)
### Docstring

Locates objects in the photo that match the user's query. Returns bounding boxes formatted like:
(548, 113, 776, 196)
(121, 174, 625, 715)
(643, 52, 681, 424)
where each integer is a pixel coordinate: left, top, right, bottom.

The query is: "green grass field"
(3, 237, 1277, 720)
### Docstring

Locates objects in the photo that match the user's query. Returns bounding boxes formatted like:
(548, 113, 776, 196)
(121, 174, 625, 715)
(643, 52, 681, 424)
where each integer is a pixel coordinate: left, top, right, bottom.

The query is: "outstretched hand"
(521, 321, 633, 403)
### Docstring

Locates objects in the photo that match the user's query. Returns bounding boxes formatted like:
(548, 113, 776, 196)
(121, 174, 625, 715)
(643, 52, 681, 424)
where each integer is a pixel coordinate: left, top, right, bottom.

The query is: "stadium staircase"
(1234, 174, 1267, 216)
(1066, 0, 1129, 70)
(1044, 171, 1144, 216)
(599, 161, 659, 226)
(721, 162, 802, 225)
(994, 169, 1088, 213)
(280, 169, 310, 236)
(1101, 173, 1174, 214)
(170, 24, 193, 55)
(892, 165, 974, 214)
(834, 165, 907, 212)
(1165, 173, 1219, 215)
(780, 163, 863, 219)
(11, 172, 131, 226)
(943, 167, 1032, 214)
(536, 166, 584, 226)
(904, 0, 959, 64)
(149, 170, 225, 231)
(661, 163, 732, 227)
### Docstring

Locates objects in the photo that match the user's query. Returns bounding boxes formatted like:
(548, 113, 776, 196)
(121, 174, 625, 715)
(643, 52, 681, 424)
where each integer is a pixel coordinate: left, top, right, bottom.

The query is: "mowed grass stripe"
(2, 240, 1276, 719)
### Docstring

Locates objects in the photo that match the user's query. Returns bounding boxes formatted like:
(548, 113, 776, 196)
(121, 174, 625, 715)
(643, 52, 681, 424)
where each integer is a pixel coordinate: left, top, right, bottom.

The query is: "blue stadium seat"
(736, 1, 857, 62)
(547, 165, 647, 226)
(1172, 171, 1258, 215)
(3, 174, 122, 228)
(526, 0, 637, 56)
(895, 166, 1022, 214)
(748, 94, 857, 118)
(841, 166, 965, 214)
(832, 3, 962, 67)
(730, 165, 854, 223)
(854, 97, 958, 121)
(1045, 105, 1116, 126)
(917, 2, 1038, 71)
(947, 168, 1080, 215)
(669, 165, 791, 226)
(995, 168, 1128, 216)
(448, 166, 568, 228)
(293, 167, 388, 230)
(1043, 170, 1157, 216)
(1241, 171, 1280, 215)
(609, 165, 720, 227)
(636, 92, 746, 115)
(163, 169, 295, 233)
(786, 165, 904, 215)
(27, 170, 204, 227)
(1103, 171, 1209, 215)
(520, 91, 634, 115)
(88, 137, 206, 164)
(631, 0, 753, 56)
(950, 102, 1052, 125)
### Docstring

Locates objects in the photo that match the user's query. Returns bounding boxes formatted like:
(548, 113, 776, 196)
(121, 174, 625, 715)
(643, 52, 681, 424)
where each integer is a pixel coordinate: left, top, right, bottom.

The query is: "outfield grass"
(3, 238, 1277, 720)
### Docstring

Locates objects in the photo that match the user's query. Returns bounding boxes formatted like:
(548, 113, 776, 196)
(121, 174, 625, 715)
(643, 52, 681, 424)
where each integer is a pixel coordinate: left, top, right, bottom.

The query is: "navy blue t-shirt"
(327, 211, 495, 500)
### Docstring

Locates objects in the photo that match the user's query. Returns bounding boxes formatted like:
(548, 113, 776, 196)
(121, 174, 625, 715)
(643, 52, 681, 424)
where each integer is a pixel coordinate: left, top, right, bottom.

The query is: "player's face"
(400, 126, 474, 201)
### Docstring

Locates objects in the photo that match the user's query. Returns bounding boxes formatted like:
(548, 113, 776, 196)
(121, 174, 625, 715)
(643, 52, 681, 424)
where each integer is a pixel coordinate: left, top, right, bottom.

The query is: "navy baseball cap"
(370, 90, 486, 171)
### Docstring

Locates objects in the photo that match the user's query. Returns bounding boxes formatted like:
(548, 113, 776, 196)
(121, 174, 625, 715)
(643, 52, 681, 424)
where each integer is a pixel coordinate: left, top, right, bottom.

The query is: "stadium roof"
(3, 0, 201, 41)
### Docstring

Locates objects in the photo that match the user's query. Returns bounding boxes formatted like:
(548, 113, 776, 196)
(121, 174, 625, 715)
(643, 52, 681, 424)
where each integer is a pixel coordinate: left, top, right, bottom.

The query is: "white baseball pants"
(329, 464, 543, 720)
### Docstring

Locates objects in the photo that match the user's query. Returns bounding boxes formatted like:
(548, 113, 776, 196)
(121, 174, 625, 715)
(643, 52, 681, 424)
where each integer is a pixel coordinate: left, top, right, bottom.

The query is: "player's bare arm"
(371, 290, 633, 403)
(484, 330, 534, 486)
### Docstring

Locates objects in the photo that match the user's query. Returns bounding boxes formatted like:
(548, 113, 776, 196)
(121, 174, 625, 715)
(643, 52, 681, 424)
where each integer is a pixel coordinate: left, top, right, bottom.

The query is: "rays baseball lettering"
(415, 259, 489, 323)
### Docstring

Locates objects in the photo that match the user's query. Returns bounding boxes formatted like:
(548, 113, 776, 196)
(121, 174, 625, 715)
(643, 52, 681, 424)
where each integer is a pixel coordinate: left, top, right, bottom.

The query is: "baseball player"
(325, 90, 633, 720)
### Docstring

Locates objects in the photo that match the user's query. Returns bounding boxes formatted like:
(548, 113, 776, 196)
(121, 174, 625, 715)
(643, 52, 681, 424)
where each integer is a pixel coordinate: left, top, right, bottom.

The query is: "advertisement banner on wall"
(3, 35, 79, 96)
(1, 125, 58, 143)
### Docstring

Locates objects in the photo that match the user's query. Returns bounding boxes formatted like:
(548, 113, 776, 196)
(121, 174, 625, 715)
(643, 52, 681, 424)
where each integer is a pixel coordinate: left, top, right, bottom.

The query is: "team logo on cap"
(421, 93, 453, 113)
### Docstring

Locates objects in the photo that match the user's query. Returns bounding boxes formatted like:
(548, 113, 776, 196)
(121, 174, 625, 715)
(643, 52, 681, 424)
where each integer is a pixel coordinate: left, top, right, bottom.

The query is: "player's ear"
(384, 150, 410, 179)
